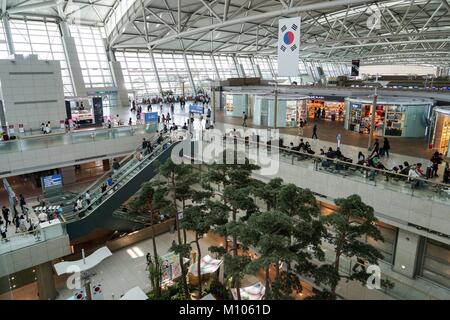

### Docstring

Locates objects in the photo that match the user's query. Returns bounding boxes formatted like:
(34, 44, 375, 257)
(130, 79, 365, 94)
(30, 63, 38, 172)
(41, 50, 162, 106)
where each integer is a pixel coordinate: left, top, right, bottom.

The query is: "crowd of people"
(0, 194, 44, 243)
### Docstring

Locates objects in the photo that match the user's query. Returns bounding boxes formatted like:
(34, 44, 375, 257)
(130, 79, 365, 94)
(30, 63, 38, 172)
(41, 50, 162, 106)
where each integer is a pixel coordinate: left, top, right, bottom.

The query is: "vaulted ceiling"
(2, 0, 450, 66)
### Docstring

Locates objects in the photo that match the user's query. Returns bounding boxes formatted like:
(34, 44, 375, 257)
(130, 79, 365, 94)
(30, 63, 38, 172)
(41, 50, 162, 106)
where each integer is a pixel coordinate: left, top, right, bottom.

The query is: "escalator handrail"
(65, 136, 173, 223)
(72, 134, 160, 204)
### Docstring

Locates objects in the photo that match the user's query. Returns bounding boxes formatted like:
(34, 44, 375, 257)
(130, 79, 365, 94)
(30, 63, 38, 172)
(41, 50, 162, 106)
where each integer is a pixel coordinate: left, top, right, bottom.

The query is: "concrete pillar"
(60, 21, 87, 97)
(108, 48, 129, 107)
(36, 262, 57, 300)
(60, 166, 77, 185)
(2, 16, 15, 56)
(211, 54, 220, 80)
(183, 53, 196, 94)
(392, 229, 421, 278)
(102, 159, 111, 171)
(149, 50, 163, 96)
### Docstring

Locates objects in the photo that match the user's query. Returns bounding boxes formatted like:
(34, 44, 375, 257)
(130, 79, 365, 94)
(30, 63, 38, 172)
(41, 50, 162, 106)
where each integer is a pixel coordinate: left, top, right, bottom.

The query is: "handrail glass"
(197, 131, 450, 206)
(0, 125, 148, 154)
(0, 219, 67, 255)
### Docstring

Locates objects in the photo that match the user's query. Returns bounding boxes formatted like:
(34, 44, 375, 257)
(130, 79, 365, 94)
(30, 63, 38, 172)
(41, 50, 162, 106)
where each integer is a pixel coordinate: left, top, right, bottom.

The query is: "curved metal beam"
(145, 0, 383, 48)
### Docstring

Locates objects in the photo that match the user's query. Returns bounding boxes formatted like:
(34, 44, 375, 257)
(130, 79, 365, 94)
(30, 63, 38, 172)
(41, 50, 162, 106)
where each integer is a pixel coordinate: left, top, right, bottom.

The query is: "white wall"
(360, 65, 437, 76)
(0, 54, 66, 131)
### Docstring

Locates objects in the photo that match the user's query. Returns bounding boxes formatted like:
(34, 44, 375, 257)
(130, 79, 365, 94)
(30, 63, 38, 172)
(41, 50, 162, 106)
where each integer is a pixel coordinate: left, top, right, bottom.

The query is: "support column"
(2, 15, 15, 56)
(60, 21, 87, 97)
(183, 53, 196, 94)
(60, 166, 77, 185)
(149, 50, 163, 96)
(36, 262, 57, 300)
(108, 48, 129, 107)
(211, 55, 220, 80)
(368, 74, 379, 150)
(250, 57, 261, 78)
(232, 55, 245, 78)
(273, 89, 278, 129)
(102, 159, 110, 171)
(393, 229, 421, 278)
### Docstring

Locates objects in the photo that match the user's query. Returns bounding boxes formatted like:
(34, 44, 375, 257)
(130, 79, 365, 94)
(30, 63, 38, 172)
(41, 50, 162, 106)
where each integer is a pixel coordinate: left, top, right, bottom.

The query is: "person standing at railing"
(0, 221, 8, 242)
(2, 206, 11, 227)
(38, 210, 48, 223)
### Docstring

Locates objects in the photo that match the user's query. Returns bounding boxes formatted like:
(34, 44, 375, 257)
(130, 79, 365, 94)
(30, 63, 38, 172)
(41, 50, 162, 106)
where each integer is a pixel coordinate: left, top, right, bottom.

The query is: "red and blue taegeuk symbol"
(283, 31, 295, 45)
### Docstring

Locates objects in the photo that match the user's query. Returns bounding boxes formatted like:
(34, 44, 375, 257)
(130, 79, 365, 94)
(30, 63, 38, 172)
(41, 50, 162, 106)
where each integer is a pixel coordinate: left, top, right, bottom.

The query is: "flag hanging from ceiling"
(351, 59, 360, 76)
(277, 17, 301, 77)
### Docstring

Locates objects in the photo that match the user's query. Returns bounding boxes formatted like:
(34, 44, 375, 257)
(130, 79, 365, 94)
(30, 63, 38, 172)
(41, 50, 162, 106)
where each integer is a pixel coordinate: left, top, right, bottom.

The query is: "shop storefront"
(302, 96, 346, 122)
(344, 97, 434, 138)
(224, 94, 248, 117)
(429, 107, 450, 157)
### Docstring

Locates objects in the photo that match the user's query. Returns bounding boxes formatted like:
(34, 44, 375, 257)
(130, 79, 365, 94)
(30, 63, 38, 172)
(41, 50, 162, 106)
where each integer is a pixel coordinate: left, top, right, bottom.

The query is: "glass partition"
(0, 125, 147, 154)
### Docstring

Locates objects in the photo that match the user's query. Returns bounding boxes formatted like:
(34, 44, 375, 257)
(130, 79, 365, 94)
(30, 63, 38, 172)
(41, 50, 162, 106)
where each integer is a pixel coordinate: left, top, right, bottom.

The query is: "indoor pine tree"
(240, 210, 296, 299)
(322, 194, 386, 298)
(158, 159, 194, 298)
(128, 181, 164, 298)
(277, 184, 328, 276)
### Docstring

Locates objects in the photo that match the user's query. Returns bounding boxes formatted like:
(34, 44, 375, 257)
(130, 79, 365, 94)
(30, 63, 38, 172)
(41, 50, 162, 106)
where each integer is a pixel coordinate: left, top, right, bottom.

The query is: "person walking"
(337, 133, 341, 149)
(312, 124, 318, 139)
(2, 206, 11, 226)
(369, 139, 380, 158)
(242, 112, 248, 127)
(382, 137, 391, 158)
(297, 119, 304, 136)
(19, 194, 26, 213)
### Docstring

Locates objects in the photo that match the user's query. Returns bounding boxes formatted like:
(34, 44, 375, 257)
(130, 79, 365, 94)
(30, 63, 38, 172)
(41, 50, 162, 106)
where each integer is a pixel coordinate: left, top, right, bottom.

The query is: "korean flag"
(277, 17, 301, 77)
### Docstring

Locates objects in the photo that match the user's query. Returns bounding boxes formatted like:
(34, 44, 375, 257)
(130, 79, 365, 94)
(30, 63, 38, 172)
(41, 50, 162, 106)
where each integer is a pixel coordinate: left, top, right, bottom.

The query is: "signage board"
(189, 104, 204, 114)
(42, 174, 62, 189)
(145, 112, 159, 123)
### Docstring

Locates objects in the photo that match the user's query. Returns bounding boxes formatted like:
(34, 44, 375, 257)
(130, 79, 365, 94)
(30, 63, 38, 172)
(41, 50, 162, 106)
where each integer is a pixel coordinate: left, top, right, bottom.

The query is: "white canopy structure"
(120, 287, 148, 300)
(54, 246, 112, 276)
(189, 254, 223, 276)
(231, 282, 266, 300)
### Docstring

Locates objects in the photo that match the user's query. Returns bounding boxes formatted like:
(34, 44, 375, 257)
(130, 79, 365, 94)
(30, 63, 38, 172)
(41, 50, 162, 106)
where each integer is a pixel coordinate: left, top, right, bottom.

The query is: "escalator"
(64, 137, 180, 241)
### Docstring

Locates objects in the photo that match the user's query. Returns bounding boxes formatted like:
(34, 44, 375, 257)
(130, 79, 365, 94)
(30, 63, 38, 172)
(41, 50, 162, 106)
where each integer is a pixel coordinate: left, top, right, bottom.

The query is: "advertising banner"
(351, 59, 360, 76)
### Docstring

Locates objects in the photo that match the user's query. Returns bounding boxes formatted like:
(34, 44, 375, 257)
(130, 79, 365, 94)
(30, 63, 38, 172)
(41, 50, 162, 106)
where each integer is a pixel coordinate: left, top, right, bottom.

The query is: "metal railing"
(195, 130, 450, 207)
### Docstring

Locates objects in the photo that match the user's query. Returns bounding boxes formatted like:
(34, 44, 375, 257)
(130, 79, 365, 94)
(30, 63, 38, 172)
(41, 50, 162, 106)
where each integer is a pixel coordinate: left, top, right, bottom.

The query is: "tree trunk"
(182, 199, 187, 244)
(172, 173, 189, 297)
(196, 233, 202, 297)
(232, 208, 238, 256)
(150, 211, 161, 297)
(275, 260, 280, 280)
(331, 249, 341, 297)
(232, 207, 240, 300)
(265, 265, 270, 298)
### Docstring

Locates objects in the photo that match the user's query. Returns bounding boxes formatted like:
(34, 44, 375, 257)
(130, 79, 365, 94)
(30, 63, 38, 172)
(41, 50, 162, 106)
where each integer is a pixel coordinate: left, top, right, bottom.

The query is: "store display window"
(225, 95, 234, 115)
(285, 100, 298, 127)
(385, 105, 406, 136)
(306, 99, 344, 121)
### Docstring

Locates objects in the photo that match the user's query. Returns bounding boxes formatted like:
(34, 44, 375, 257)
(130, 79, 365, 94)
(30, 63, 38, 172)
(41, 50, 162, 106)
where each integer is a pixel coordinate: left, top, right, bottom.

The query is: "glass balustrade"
(0, 219, 67, 256)
(197, 131, 450, 206)
(0, 125, 147, 154)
